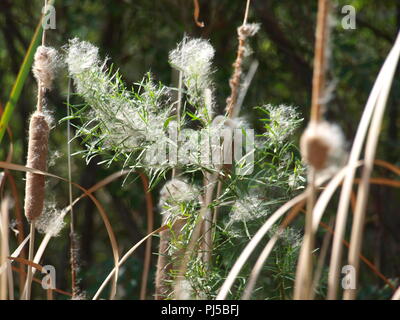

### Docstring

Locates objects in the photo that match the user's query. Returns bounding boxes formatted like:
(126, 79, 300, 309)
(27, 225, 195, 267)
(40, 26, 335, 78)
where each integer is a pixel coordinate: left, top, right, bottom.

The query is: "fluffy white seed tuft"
(263, 104, 301, 144)
(159, 179, 199, 223)
(159, 179, 198, 207)
(169, 38, 214, 80)
(32, 45, 58, 90)
(65, 38, 100, 75)
(230, 195, 267, 223)
(238, 23, 261, 39)
(169, 38, 215, 111)
(36, 203, 66, 237)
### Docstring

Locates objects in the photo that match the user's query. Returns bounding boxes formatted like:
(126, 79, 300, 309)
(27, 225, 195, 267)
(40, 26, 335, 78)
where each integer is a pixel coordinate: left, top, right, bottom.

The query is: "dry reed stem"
(242, 197, 303, 300)
(225, 0, 252, 117)
(193, 0, 205, 28)
(201, 172, 217, 266)
(139, 173, 154, 300)
(155, 48, 184, 297)
(294, 169, 317, 300)
(217, 192, 308, 300)
(319, 221, 395, 291)
(238, 164, 349, 300)
(155, 52, 184, 299)
(155, 228, 171, 299)
(327, 31, 400, 300)
(0, 103, 26, 292)
(310, 0, 330, 123)
(5, 173, 26, 292)
(203, 0, 253, 277)
(392, 287, 400, 300)
(23, 222, 35, 300)
(1, 198, 12, 300)
(294, 0, 330, 300)
(94, 225, 167, 300)
(343, 31, 400, 300)
(66, 78, 79, 298)
(242, 163, 396, 299)
(0, 161, 121, 300)
(309, 218, 333, 299)
(11, 266, 72, 297)
(173, 172, 218, 299)
(47, 289, 53, 300)
(232, 60, 259, 118)
(24, 0, 50, 299)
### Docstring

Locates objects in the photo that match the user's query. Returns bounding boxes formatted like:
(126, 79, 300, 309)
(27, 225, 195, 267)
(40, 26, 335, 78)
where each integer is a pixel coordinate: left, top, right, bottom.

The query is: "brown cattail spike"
(24, 112, 50, 221)
(300, 120, 345, 171)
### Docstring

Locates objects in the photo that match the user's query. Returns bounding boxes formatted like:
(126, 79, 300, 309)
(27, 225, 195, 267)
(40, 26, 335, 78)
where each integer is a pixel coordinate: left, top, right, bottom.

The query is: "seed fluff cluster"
(65, 38, 173, 166)
(169, 38, 215, 122)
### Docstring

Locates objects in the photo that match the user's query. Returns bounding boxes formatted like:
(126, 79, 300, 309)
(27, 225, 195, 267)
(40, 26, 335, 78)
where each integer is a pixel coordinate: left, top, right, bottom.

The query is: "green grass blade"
(0, 20, 43, 143)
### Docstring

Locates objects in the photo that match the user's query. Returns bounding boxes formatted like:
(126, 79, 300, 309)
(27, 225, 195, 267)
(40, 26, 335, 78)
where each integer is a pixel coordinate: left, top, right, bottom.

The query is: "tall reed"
(294, 0, 331, 300)
(23, 1, 57, 298)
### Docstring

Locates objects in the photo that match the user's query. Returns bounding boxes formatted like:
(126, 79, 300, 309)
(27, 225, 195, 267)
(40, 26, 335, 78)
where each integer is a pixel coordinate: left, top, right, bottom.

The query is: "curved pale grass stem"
(0, 235, 30, 275)
(241, 161, 399, 299)
(319, 221, 395, 291)
(242, 163, 362, 300)
(11, 265, 71, 297)
(293, 0, 331, 300)
(93, 225, 167, 300)
(0, 116, 26, 292)
(0, 198, 13, 300)
(392, 287, 400, 300)
(309, 218, 333, 299)
(216, 192, 307, 300)
(343, 31, 400, 300)
(23, 222, 35, 300)
(327, 32, 400, 300)
(241, 233, 279, 300)
(138, 173, 154, 300)
(374, 159, 400, 175)
(0, 162, 120, 300)
(294, 169, 316, 300)
(174, 171, 218, 299)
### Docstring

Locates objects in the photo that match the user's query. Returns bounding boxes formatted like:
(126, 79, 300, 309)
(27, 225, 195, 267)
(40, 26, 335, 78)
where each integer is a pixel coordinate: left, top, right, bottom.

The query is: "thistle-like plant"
(65, 36, 305, 300)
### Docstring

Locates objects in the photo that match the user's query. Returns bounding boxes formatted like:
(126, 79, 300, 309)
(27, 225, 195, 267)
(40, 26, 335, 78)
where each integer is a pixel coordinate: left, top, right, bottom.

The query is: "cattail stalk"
(66, 77, 80, 298)
(225, 0, 252, 117)
(206, 0, 255, 267)
(23, 0, 54, 299)
(139, 173, 154, 300)
(310, 0, 330, 123)
(155, 218, 171, 299)
(1, 198, 12, 300)
(294, 0, 330, 300)
(155, 46, 184, 299)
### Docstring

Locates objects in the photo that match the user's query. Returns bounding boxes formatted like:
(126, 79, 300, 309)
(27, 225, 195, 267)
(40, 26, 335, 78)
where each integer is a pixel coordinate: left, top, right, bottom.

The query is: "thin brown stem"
(310, 0, 330, 123)
(23, 222, 35, 300)
(139, 172, 154, 300)
(225, 0, 253, 117)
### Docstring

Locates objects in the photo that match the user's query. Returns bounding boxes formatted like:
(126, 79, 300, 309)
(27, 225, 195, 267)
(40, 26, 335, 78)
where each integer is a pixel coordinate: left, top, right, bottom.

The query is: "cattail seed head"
(300, 120, 345, 171)
(238, 23, 260, 40)
(32, 45, 58, 90)
(24, 112, 50, 221)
